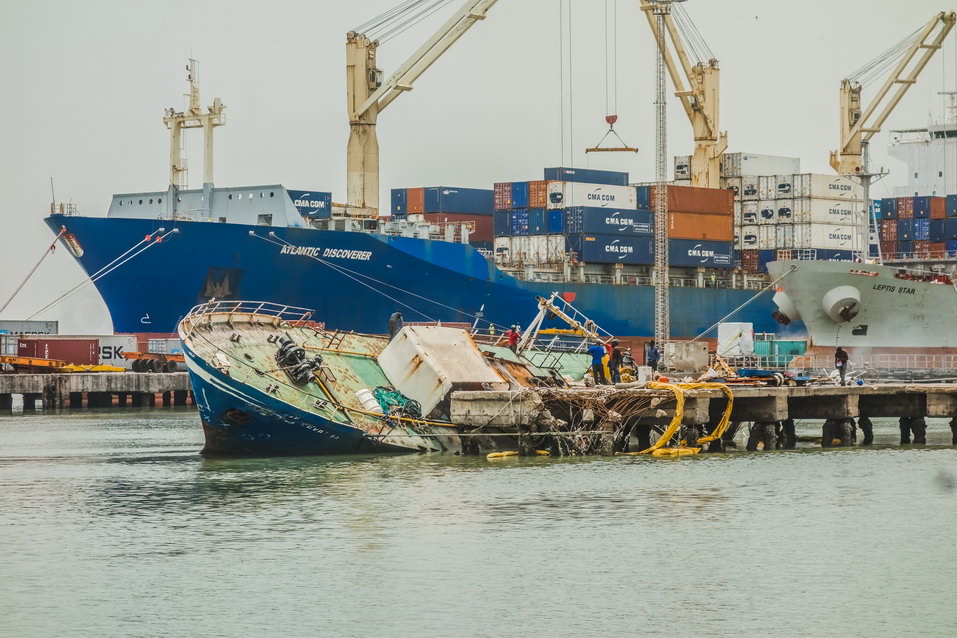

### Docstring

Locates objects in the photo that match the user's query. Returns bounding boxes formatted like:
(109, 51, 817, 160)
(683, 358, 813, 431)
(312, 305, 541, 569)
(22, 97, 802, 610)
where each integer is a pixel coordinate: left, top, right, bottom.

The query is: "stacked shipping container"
(874, 195, 957, 257)
(390, 186, 495, 244)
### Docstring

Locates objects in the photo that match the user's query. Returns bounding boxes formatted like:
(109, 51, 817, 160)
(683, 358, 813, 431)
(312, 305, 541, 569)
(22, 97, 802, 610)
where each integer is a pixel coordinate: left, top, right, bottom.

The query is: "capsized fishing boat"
(178, 299, 595, 457)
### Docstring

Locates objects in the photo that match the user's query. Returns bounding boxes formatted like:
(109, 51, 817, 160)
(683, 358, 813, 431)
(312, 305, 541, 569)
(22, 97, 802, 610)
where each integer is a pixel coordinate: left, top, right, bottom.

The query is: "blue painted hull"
(185, 341, 411, 457)
(45, 215, 785, 338)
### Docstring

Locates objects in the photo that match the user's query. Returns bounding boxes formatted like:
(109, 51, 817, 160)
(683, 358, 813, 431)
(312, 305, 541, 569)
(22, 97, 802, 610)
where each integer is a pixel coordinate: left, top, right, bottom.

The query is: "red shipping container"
(651, 184, 733, 215)
(407, 188, 425, 214)
(17, 338, 98, 364)
(493, 183, 511, 210)
(879, 240, 898, 258)
(668, 211, 733, 241)
(930, 197, 946, 219)
(930, 241, 947, 253)
(880, 219, 897, 241)
(913, 240, 931, 257)
(117, 332, 178, 354)
(422, 213, 493, 243)
(897, 197, 914, 218)
(741, 249, 761, 273)
(528, 180, 550, 209)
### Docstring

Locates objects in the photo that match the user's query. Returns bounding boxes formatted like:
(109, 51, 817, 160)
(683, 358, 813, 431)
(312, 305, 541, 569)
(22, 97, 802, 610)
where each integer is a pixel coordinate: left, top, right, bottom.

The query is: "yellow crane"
(639, 0, 726, 189)
(345, 1, 497, 216)
(830, 11, 956, 176)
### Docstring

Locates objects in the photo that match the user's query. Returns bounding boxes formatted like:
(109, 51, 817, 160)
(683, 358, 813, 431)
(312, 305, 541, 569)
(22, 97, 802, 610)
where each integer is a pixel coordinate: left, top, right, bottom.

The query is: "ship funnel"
(821, 285, 862, 323)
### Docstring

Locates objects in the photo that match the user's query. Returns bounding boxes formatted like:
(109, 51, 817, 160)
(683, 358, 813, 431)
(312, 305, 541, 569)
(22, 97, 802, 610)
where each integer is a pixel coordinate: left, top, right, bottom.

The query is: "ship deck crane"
(346, 0, 497, 216)
(639, 0, 725, 189)
(828, 11, 955, 261)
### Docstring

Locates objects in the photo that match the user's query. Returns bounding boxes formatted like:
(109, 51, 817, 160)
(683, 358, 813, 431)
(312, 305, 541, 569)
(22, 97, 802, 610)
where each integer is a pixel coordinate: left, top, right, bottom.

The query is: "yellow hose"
(618, 381, 685, 455)
(679, 382, 734, 445)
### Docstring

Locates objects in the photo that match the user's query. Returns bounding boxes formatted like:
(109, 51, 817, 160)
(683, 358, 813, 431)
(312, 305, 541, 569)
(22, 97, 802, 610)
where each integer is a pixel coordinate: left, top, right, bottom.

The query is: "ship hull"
(767, 259, 957, 349)
(46, 215, 784, 338)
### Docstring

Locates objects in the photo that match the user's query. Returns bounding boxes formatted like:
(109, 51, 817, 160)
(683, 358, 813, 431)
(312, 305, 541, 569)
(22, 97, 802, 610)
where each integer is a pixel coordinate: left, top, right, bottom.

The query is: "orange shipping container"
(668, 211, 733, 241)
(930, 196, 946, 219)
(407, 187, 425, 214)
(422, 213, 494, 243)
(651, 184, 733, 215)
(528, 180, 550, 209)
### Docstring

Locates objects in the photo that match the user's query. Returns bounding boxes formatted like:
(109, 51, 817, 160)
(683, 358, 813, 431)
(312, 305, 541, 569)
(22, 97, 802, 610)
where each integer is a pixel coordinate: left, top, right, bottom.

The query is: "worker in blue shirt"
(647, 342, 661, 374)
(588, 342, 608, 385)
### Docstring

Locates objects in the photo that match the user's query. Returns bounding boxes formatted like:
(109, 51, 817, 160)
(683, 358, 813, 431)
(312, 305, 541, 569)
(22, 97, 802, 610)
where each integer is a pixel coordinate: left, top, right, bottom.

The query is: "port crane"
(345, 1, 497, 215)
(828, 11, 955, 260)
(639, 0, 726, 189)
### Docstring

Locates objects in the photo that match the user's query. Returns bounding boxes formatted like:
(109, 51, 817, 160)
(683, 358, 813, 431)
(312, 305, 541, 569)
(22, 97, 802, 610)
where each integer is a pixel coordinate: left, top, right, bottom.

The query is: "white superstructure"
(888, 95, 957, 197)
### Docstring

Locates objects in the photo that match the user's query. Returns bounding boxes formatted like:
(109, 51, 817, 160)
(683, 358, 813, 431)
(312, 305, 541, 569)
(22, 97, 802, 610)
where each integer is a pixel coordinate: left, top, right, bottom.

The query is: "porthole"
(119, 201, 123, 206)
(149, 198, 153, 204)
(259, 192, 264, 198)
(269, 192, 274, 197)
(228, 194, 233, 200)
(139, 199, 143, 205)
(248, 193, 252, 200)
(177, 196, 182, 202)
(158, 198, 162, 204)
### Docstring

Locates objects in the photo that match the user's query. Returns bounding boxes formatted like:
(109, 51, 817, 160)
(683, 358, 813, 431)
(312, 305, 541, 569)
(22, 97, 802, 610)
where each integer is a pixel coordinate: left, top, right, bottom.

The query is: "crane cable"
(847, 23, 925, 87)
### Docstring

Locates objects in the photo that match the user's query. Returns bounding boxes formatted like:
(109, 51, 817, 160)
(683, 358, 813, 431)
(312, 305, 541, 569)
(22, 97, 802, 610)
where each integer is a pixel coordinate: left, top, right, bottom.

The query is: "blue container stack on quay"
(874, 194, 956, 257)
(389, 185, 496, 247)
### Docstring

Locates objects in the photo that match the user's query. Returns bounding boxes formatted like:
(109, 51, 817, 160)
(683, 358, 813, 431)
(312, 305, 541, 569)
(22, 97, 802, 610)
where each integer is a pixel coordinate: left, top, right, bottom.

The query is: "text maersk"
(280, 245, 373, 261)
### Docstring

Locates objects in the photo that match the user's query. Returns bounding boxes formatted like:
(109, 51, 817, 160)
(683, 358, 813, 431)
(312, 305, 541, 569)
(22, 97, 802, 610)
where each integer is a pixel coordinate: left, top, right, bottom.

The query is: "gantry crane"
(345, 1, 497, 215)
(639, 0, 726, 189)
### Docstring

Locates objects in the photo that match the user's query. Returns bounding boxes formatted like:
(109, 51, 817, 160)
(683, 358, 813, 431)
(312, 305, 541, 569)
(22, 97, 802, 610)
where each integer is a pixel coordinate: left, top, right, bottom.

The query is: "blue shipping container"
(898, 240, 913, 255)
(897, 219, 915, 240)
(391, 188, 407, 215)
(929, 219, 946, 242)
(946, 218, 957, 239)
(563, 207, 653, 235)
(915, 218, 931, 240)
(913, 195, 931, 218)
(870, 199, 881, 220)
(543, 167, 629, 186)
(511, 210, 529, 236)
(547, 209, 564, 234)
(758, 250, 776, 271)
(947, 194, 957, 217)
(946, 239, 957, 252)
(511, 182, 529, 209)
(494, 211, 511, 237)
(288, 190, 333, 219)
(528, 208, 547, 235)
(669, 239, 734, 269)
(423, 186, 494, 214)
(880, 197, 897, 218)
(636, 185, 651, 209)
(569, 234, 653, 265)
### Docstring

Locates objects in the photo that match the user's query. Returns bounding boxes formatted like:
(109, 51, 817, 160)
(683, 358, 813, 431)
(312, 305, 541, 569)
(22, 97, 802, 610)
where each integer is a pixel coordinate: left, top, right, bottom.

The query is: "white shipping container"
(792, 173, 863, 200)
(733, 201, 742, 226)
(721, 176, 743, 198)
(791, 197, 863, 225)
(775, 224, 794, 247)
(720, 152, 801, 178)
(774, 174, 795, 199)
(740, 225, 760, 249)
(740, 176, 760, 201)
(494, 236, 511, 258)
(758, 225, 777, 249)
(758, 175, 776, 201)
(741, 200, 759, 225)
(791, 223, 857, 249)
(775, 199, 794, 223)
(674, 155, 691, 180)
(757, 200, 777, 225)
(546, 181, 638, 210)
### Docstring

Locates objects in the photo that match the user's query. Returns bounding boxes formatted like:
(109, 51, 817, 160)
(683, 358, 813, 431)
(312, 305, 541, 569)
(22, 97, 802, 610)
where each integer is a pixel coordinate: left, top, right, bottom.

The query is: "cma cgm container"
(493, 210, 511, 237)
(422, 213, 494, 242)
(391, 189, 407, 216)
(527, 208, 546, 235)
(791, 174, 863, 200)
(897, 218, 915, 240)
(669, 239, 734, 268)
(543, 166, 628, 186)
(635, 185, 651, 209)
(650, 184, 733, 215)
(668, 212, 733, 241)
(913, 196, 931, 218)
(787, 198, 859, 225)
(511, 182, 529, 209)
(547, 209, 565, 234)
(17, 338, 98, 364)
(423, 187, 493, 215)
(546, 182, 637, 210)
(719, 152, 800, 178)
(511, 209, 530, 236)
(791, 223, 856, 249)
(568, 234, 653, 265)
(881, 197, 898, 218)
(564, 207, 652, 235)
(287, 190, 333, 219)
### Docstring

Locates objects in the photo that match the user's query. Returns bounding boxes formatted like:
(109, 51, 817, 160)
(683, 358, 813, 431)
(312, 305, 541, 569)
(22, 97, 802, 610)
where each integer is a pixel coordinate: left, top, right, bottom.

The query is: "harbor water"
(2, 410, 956, 637)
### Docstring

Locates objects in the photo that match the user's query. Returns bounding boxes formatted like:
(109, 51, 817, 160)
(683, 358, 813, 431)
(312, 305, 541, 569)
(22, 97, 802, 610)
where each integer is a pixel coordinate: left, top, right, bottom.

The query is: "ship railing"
(181, 300, 314, 332)
(50, 202, 78, 216)
(884, 250, 957, 261)
(723, 352, 957, 376)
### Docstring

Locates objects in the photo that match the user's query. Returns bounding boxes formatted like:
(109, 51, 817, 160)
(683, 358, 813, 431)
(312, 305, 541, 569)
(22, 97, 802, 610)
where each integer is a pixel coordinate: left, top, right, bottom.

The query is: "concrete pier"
(0, 372, 192, 411)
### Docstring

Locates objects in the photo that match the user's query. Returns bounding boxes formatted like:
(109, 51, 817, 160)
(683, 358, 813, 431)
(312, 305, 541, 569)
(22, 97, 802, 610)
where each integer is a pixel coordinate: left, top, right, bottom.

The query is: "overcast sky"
(0, 0, 953, 333)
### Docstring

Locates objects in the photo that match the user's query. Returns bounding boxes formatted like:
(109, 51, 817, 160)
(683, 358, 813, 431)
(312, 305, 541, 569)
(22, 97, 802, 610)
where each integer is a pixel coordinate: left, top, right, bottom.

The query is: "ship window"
(119, 201, 122, 206)
(940, 171, 944, 177)
(915, 173, 918, 178)
(139, 199, 143, 205)
(257, 214, 273, 226)
(177, 196, 182, 202)
(158, 198, 162, 204)
(248, 193, 253, 200)
(228, 194, 233, 200)
(149, 199, 153, 204)
(259, 192, 264, 198)
(219, 217, 227, 223)
(270, 192, 274, 197)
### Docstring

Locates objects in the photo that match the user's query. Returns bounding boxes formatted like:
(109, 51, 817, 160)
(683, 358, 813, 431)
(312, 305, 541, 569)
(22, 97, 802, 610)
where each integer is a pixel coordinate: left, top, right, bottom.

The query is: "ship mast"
(163, 59, 225, 214)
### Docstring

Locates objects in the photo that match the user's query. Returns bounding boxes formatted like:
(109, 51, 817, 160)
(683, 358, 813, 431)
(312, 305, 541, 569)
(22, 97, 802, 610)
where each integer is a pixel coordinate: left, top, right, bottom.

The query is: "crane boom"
(830, 11, 956, 175)
(639, 0, 726, 189)
(345, 0, 497, 215)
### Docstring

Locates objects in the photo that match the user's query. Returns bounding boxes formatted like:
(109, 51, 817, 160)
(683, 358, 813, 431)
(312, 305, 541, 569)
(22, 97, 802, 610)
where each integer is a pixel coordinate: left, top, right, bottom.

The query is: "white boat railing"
(182, 300, 315, 327)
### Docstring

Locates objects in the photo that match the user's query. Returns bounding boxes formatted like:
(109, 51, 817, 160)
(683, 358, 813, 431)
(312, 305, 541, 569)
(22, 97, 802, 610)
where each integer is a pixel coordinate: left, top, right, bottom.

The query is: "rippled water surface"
(2, 409, 956, 637)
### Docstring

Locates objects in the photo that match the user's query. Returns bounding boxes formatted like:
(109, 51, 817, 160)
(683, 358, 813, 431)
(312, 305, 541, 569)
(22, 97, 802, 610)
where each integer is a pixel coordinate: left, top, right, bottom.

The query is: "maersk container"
(494, 210, 511, 237)
(423, 187, 493, 215)
(669, 239, 734, 268)
(791, 174, 863, 201)
(774, 174, 794, 198)
(546, 181, 637, 210)
(673, 155, 692, 180)
(544, 167, 629, 186)
(897, 219, 915, 240)
(510, 209, 529, 236)
(947, 194, 957, 217)
(568, 234, 653, 265)
(720, 152, 800, 178)
(740, 225, 760, 249)
(758, 200, 776, 224)
(288, 190, 333, 219)
(391, 189, 407, 215)
(547, 209, 564, 234)
(635, 185, 651, 209)
(511, 182, 529, 209)
(913, 195, 931, 218)
(791, 223, 856, 249)
(564, 207, 653, 235)
(528, 208, 546, 235)
(740, 176, 760, 201)
(914, 218, 931, 241)
(929, 218, 945, 242)
(881, 197, 898, 218)
(0, 320, 58, 335)
(791, 197, 858, 225)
